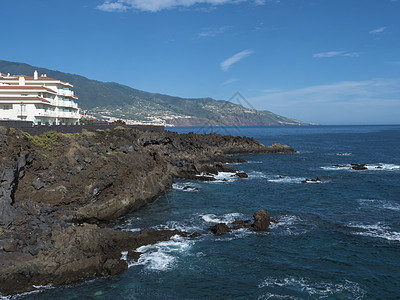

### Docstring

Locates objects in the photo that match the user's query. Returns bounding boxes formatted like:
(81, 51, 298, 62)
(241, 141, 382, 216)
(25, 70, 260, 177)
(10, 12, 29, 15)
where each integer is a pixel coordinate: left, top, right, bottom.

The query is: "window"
(2, 105, 12, 110)
(21, 94, 28, 96)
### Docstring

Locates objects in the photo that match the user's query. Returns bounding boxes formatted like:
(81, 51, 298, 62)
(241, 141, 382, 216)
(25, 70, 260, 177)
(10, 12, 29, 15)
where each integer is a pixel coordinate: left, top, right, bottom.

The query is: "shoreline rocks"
(0, 126, 295, 296)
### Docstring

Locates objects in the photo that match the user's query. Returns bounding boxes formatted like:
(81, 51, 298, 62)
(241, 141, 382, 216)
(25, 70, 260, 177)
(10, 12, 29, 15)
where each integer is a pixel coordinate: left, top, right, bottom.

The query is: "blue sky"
(1, 0, 399, 124)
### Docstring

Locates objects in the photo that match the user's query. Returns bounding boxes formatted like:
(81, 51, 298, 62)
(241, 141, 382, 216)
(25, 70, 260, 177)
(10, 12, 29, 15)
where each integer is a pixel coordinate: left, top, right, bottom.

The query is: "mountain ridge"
(0, 60, 309, 126)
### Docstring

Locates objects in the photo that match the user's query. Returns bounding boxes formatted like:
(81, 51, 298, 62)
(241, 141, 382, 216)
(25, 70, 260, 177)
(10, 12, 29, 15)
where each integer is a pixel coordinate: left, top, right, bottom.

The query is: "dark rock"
(253, 210, 271, 231)
(0, 199, 18, 225)
(32, 178, 45, 190)
(209, 223, 231, 235)
(103, 258, 128, 275)
(235, 172, 248, 178)
(351, 164, 368, 170)
(3, 241, 17, 252)
(196, 176, 216, 181)
(189, 232, 201, 238)
(127, 250, 142, 261)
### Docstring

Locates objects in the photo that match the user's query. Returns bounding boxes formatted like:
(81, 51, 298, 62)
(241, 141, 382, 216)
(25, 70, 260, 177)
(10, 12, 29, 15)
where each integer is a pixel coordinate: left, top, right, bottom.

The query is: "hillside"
(0, 60, 308, 126)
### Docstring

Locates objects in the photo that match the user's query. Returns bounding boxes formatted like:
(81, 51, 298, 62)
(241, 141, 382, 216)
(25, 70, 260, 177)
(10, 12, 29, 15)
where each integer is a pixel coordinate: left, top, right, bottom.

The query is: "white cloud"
(248, 79, 400, 124)
(198, 25, 232, 38)
(220, 49, 254, 71)
(97, 1, 129, 12)
(222, 78, 239, 85)
(313, 51, 360, 58)
(369, 27, 386, 34)
(97, 0, 265, 12)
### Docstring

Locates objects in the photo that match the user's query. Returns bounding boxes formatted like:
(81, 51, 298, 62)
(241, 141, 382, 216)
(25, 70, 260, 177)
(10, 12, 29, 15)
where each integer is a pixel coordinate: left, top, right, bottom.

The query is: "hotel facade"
(0, 71, 80, 125)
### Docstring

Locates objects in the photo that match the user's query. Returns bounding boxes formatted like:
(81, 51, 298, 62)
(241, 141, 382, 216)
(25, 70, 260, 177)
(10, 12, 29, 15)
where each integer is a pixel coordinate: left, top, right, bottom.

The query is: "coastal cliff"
(0, 126, 295, 296)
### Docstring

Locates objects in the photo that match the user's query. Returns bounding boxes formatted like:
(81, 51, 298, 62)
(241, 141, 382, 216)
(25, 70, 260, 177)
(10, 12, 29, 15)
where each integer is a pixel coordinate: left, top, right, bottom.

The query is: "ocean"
(21, 125, 400, 299)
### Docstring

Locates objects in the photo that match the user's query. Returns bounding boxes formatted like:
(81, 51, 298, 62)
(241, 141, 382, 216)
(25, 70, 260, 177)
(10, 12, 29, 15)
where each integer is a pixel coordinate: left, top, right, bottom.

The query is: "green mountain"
(0, 60, 308, 126)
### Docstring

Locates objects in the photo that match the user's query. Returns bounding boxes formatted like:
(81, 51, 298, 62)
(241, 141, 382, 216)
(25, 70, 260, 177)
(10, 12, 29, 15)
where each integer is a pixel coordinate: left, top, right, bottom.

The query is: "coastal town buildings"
(0, 71, 80, 125)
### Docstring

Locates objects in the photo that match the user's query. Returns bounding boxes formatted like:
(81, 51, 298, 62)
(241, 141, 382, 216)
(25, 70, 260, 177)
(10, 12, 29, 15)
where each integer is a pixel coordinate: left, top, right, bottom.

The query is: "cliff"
(0, 126, 295, 295)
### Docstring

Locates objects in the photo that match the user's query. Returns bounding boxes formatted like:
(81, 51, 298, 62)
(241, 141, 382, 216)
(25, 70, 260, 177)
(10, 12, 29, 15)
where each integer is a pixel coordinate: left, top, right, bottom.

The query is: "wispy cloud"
(97, 0, 266, 13)
(198, 26, 232, 38)
(369, 27, 386, 34)
(222, 78, 239, 85)
(249, 78, 400, 124)
(97, 1, 129, 12)
(313, 51, 360, 58)
(221, 49, 254, 71)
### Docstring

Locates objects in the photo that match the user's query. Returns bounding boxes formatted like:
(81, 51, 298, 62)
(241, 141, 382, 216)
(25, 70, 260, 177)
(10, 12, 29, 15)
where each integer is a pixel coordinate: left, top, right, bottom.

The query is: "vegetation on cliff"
(0, 60, 307, 126)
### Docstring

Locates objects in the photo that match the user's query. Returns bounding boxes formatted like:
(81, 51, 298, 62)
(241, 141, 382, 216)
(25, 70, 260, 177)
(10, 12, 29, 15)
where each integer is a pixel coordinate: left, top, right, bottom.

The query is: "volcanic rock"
(209, 223, 231, 235)
(253, 210, 271, 231)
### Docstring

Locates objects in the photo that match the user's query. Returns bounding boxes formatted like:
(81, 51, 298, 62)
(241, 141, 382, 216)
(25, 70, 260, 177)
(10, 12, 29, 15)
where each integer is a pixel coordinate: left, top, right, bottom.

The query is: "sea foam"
(258, 277, 366, 299)
(347, 222, 400, 242)
(130, 235, 193, 271)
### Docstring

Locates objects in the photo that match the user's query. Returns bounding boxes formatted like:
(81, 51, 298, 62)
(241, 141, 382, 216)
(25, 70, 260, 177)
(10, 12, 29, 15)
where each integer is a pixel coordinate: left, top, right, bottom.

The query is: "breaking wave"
(130, 235, 193, 271)
(347, 222, 400, 242)
(258, 277, 366, 299)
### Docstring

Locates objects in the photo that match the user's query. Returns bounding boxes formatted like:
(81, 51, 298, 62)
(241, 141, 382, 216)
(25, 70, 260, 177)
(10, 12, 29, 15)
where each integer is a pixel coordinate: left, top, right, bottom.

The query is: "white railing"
(58, 100, 78, 108)
(58, 90, 73, 97)
(16, 110, 28, 117)
(35, 110, 57, 118)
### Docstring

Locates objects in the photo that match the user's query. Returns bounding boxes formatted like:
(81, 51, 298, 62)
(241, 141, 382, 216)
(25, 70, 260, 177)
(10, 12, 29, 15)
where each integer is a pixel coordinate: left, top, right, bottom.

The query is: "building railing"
(16, 110, 28, 117)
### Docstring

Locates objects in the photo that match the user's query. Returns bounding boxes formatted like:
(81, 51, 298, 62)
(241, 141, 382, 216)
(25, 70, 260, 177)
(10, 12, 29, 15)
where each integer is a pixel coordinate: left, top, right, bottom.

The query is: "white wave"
(130, 235, 193, 271)
(367, 163, 400, 171)
(258, 277, 366, 299)
(172, 183, 200, 192)
(122, 228, 141, 233)
(0, 284, 54, 300)
(258, 292, 299, 300)
(335, 152, 353, 156)
(322, 163, 400, 171)
(195, 171, 238, 183)
(358, 199, 400, 212)
(347, 222, 400, 242)
(248, 171, 269, 179)
(155, 220, 202, 233)
(200, 212, 243, 224)
(269, 215, 306, 236)
(267, 176, 305, 184)
(120, 251, 128, 261)
(247, 160, 263, 164)
(214, 172, 238, 182)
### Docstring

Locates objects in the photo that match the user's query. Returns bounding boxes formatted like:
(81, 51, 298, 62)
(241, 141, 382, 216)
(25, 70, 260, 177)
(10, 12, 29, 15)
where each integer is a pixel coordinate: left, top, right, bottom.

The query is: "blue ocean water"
(22, 125, 400, 299)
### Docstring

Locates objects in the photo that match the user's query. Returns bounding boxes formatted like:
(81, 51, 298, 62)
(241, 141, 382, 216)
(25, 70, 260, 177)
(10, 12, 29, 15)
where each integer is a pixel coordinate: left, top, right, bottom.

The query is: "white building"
(0, 71, 80, 125)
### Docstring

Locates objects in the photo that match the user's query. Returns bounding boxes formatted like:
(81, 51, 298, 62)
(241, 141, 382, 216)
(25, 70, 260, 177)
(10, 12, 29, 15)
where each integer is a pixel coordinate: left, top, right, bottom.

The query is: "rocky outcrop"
(209, 210, 274, 235)
(253, 210, 271, 231)
(0, 126, 294, 296)
(0, 224, 183, 295)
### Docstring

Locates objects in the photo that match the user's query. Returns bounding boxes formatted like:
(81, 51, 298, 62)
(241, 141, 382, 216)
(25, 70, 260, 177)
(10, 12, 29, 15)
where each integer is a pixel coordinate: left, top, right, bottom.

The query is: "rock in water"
(209, 223, 231, 235)
(253, 210, 271, 231)
(235, 172, 248, 178)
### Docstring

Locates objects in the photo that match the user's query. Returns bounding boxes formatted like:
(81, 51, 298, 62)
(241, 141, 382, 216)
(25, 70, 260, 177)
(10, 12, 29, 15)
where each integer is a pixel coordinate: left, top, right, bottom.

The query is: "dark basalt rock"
(235, 172, 248, 178)
(209, 223, 231, 235)
(253, 210, 271, 231)
(351, 164, 368, 170)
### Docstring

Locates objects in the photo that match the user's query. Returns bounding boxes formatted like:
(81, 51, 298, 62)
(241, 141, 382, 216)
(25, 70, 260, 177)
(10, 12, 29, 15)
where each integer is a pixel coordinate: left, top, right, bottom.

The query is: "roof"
(0, 76, 73, 87)
(0, 86, 57, 93)
(0, 96, 51, 103)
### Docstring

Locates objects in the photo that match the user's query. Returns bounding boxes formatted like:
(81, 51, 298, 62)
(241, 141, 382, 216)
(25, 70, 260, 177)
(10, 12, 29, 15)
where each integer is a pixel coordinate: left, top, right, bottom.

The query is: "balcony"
(35, 110, 57, 118)
(16, 110, 28, 117)
(58, 90, 73, 97)
(58, 100, 78, 108)
(58, 112, 80, 119)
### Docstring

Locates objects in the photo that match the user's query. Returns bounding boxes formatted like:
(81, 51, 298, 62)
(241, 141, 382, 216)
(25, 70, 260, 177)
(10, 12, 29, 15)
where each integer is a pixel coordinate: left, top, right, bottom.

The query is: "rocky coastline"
(0, 126, 295, 296)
